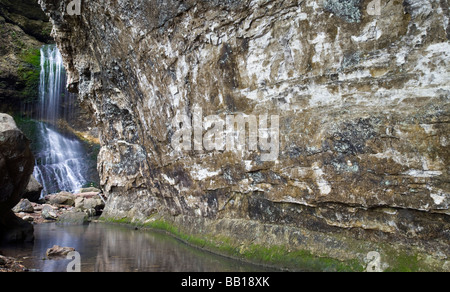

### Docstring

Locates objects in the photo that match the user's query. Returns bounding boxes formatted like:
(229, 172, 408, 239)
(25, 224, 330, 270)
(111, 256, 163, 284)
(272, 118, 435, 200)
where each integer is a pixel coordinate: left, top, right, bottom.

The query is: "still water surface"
(2, 223, 275, 272)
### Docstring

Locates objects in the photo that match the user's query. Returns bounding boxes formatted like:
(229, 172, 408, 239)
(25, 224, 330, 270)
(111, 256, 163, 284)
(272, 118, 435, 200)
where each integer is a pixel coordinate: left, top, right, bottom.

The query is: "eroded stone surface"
(39, 0, 450, 270)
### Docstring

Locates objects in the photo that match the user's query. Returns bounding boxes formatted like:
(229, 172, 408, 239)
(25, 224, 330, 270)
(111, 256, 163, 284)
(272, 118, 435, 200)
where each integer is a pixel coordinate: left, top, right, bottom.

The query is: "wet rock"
(46, 245, 75, 258)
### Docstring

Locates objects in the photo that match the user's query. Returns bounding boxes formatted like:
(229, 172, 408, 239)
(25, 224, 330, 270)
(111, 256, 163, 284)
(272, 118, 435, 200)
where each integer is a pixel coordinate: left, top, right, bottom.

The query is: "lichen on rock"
(323, 0, 363, 23)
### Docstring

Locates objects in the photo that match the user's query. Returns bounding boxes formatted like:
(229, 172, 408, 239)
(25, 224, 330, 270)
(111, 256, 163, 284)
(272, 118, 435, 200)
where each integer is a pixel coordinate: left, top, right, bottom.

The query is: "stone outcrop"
(0, 113, 35, 243)
(0, 16, 42, 113)
(0, 0, 52, 113)
(39, 0, 449, 271)
(0, 0, 52, 43)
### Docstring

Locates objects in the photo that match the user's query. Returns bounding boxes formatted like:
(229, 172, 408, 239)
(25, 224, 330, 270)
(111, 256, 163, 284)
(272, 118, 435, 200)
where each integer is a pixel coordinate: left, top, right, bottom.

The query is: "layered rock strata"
(39, 0, 449, 270)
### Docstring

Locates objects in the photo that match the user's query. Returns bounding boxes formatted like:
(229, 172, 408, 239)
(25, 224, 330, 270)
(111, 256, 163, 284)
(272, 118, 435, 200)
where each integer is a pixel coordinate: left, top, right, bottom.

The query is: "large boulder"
(0, 113, 35, 243)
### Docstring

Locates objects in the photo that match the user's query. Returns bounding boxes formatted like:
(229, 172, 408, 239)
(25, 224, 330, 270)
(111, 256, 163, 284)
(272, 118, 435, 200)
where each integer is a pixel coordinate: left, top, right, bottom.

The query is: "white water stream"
(33, 45, 88, 196)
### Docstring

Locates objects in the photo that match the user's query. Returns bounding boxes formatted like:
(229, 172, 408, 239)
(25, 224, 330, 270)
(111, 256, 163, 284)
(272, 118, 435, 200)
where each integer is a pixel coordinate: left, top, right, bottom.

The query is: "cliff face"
(0, 0, 52, 43)
(40, 0, 449, 270)
(0, 0, 51, 113)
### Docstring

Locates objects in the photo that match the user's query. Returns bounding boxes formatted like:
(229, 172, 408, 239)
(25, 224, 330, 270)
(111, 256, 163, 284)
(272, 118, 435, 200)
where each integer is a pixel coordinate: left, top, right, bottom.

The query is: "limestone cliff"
(40, 0, 449, 271)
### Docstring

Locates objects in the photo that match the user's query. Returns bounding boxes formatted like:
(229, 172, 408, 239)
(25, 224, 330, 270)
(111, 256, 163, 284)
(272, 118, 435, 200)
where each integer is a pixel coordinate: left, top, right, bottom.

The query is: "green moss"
(241, 245, 364, 272)
(18, 48, 41, 103)
(100, 216, 134, 225)
(20, 48, 41, 67)
(41, 27, 51, 39)
(385, 254, 420, 272)
(13, 115, 40, 143)
(101, 217, 364, 272)
(98, 216, 448, 272)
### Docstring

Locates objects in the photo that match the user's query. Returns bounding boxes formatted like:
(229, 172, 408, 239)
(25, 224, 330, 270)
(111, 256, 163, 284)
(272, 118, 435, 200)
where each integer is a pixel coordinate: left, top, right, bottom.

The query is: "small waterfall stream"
(33, 45, 88, 196)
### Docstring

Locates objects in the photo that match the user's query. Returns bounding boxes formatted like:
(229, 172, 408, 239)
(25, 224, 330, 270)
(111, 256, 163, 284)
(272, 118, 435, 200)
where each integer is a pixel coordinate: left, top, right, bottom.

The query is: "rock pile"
(12, 188, 105, 225)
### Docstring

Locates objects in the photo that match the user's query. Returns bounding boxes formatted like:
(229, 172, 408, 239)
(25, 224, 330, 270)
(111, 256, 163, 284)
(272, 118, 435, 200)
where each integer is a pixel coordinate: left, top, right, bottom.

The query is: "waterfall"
(33, 45, 88, 196)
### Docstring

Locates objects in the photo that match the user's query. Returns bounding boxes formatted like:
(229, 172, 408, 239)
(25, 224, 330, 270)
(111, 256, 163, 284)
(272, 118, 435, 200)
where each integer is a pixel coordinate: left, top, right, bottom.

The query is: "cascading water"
(33, 45, 88, 196)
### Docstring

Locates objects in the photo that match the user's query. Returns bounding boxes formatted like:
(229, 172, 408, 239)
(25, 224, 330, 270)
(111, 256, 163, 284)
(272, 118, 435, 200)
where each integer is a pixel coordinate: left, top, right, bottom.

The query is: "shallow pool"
(1, 223, 275, 272)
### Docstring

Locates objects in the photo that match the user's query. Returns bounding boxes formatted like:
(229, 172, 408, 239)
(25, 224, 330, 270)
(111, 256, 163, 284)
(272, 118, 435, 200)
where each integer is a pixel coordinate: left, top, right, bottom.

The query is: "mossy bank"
(100, 215, 448, 272)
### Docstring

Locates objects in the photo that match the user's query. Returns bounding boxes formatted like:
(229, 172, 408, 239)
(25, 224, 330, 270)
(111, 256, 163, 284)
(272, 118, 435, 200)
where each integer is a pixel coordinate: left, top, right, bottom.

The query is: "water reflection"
(2, 223, 273, 272)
